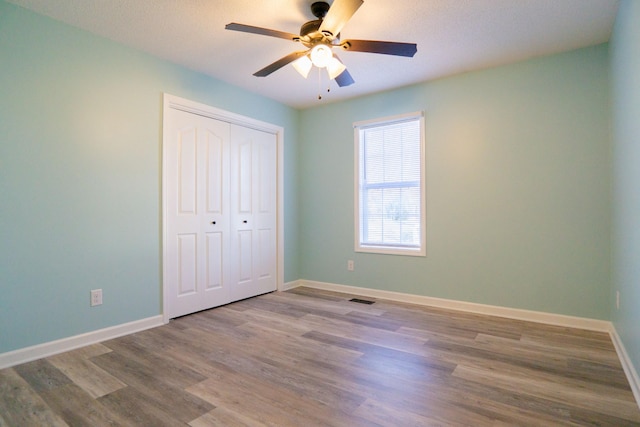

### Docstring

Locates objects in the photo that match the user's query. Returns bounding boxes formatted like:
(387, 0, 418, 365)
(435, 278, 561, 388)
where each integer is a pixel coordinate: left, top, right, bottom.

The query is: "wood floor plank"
(353, 398, 441, 426)
(187, 366, 378, 427)
(193, 305, 251, 328)
(234, 307, 313, 337)
(97, 386, 185, 426)
(36, 383, 129, 427)
(444, 343, 634, 406)
(1, 286, 639, 426)
(175, 309, 258, 341)
(169, 319, 360, 371)
(297, 312, 430, 355)
(90, 351, 214, 423)
(137, 320, 217, 354)
(443, 373, 597, 425)
(0, 368, 68, 427)
(352, 394, 547, 427)
(453, 363, 640, 422)
(201, 342, 368, 415)
(448, 390, 581, 427)
(13, 359, 72, 393)
(477, 332, 622, 366)
(425, 332, 634, 395)
(151, 320, 367, 416)
(53, 343, 113, 359)
(228, 296, 312, 319)
(240, 323, 365, 368)
(47, 351, 126, 399)
(100, 334, 208, 389)
(189, 407, 268, 427)
(302, 330, 457, 376)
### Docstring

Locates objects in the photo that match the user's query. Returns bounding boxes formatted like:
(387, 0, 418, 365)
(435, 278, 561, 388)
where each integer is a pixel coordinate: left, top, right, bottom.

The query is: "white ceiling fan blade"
(319, 0, 364, 37)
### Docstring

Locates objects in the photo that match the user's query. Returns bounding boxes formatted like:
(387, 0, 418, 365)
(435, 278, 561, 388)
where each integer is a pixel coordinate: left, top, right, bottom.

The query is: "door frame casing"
(161, 93, 285, 324)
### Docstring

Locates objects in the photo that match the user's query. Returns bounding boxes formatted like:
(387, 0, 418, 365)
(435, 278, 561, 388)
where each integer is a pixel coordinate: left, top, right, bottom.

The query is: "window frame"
(354, 111, 426, 257)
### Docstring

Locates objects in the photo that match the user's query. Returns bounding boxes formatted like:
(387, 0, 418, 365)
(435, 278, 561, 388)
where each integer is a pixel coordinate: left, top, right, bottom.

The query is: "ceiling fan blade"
(225, 23, 299, 41)
(341, 39, 417, 57)
(335, 69, 355, 87)
(319, 0, 364, 37)
(253, 51, 309, 77)
(332, 54, 354, 87)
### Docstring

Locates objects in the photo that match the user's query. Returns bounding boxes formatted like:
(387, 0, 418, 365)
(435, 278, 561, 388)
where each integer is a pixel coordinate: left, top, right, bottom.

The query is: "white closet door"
(164, 103, 279, 320)
(229, 124, 277, 301)
(165, 110, 231, 318)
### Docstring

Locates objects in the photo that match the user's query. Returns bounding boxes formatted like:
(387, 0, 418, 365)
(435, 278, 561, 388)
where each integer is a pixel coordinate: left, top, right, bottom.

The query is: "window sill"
(355, 245, 426, 257)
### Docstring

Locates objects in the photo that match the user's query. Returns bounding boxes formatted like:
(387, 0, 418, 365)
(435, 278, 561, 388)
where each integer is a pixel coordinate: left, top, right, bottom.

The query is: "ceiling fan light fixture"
(226, 0, 416, 93)
(292, 55, 313, 78)
(326, 56, 347, 80)
(310, 44, 333, 68)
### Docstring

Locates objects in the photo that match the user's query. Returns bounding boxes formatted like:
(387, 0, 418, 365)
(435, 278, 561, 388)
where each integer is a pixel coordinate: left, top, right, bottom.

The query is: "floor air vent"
(349, 298, 375, 305)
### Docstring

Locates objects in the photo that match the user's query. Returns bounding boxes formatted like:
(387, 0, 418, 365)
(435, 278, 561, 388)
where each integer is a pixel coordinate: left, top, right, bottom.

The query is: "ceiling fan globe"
(310, 44, 333, 68)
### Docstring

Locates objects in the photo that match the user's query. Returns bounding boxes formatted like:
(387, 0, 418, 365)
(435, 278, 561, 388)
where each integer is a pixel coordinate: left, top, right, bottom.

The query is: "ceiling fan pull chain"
(318, 66, 322, 100)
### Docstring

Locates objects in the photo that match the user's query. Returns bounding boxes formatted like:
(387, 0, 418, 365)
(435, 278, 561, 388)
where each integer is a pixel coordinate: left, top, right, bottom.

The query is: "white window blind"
(355, 113, 425, 256)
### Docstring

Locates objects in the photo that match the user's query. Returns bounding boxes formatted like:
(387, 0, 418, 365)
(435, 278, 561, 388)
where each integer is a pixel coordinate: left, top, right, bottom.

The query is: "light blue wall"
(299, 45, 611, 320)
(610, 0, 640, 375)
(0, 1, 299, 353)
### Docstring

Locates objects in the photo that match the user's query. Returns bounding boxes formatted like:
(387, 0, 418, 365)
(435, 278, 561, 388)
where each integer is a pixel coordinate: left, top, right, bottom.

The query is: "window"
(354, 112, 425, 256)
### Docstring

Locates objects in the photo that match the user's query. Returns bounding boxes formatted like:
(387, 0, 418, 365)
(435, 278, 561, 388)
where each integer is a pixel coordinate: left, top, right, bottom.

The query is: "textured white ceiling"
(7, 0, 619, 109)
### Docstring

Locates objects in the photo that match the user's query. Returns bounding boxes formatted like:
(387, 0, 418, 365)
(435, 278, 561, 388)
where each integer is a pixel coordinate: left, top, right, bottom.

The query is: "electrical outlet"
(91, 289, 103, 307)
(616, 290, 620, 310)
(347, 260, 354, 271)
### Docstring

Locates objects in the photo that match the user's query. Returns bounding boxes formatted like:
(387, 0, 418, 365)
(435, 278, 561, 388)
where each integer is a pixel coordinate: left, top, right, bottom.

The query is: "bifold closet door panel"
(165, 110, 231, 318)
(229, 124, 277, 302)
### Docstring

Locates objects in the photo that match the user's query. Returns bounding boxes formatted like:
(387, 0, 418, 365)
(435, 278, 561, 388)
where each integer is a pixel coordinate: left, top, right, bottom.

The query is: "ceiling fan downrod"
(310, 2, 330, 19)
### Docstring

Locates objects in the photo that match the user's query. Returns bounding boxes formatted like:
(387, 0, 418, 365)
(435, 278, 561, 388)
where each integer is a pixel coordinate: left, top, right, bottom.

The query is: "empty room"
(1, 0, 639, 425)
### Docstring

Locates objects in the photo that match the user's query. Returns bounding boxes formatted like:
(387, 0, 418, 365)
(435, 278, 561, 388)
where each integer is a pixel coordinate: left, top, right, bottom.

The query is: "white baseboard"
(609, 326, 640, 408)
(0, 315, 165, 370)
(281, 279, 302, 292)
(298, 280, 611, 332)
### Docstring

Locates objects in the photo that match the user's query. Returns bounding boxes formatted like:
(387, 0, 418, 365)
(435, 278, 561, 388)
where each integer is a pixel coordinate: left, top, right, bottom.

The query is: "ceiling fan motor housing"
(300, 19, 322, 38)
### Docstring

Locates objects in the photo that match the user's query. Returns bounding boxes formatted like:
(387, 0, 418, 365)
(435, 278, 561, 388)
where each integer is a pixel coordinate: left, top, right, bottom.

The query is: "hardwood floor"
(1, 287, 639, 426)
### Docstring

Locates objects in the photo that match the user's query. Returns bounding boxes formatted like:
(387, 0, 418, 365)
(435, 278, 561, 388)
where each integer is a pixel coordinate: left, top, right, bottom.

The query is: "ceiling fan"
(225, 0, 417, 88)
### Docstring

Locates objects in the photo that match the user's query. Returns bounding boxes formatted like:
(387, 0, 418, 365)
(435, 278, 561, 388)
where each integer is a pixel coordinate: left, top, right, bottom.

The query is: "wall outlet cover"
(91, 289, 103, 306)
